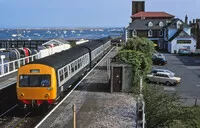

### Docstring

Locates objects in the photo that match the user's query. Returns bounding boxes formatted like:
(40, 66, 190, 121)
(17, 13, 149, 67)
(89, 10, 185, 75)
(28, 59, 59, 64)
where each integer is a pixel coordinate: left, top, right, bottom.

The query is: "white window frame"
(148, 30, 153, 37)
(57, 53, 89, 87)
(177, 21, 182, 29)
(132, 30, 137, 37)
(159, 21, 164, 27)
(148, 22, 153, 27)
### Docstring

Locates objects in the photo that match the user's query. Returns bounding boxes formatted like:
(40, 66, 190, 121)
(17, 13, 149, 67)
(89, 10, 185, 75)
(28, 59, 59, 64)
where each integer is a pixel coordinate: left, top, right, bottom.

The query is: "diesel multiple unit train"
(16, 37, 111, 108)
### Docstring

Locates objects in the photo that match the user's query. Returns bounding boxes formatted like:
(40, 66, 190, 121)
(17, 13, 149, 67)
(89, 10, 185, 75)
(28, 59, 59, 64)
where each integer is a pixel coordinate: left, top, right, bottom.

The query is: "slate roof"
(127, 19, 168, 30)
(167, 18, 189, 28)
(168, 30, 191, 41)
(131, 11, 174, 18)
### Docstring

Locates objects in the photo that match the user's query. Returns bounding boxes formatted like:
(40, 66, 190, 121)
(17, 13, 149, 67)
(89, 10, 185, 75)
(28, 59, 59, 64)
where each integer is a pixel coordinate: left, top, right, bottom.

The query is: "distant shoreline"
(0, 27, 124, 30)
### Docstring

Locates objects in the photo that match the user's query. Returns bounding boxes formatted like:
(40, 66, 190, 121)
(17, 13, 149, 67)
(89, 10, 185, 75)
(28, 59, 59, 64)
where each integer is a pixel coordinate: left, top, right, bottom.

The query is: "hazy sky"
(0, 0, 199, 28)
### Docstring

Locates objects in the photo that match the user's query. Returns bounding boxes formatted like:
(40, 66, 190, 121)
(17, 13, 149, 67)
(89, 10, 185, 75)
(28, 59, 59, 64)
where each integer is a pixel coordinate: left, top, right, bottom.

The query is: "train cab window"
(19, 75, 51, 87)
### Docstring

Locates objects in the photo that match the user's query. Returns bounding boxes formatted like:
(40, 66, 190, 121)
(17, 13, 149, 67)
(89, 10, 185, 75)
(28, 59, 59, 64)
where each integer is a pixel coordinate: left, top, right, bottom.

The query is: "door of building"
(113, 67, 122, 92)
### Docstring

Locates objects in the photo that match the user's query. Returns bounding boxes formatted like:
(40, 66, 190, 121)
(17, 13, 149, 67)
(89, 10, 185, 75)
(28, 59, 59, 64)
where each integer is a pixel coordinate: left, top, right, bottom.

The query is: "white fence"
(0, 44, 70, 77)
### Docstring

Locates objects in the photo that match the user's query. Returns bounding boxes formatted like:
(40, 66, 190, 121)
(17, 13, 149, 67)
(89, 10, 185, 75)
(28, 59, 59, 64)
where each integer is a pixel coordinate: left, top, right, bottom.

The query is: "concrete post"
(140, 77, 143, 97)
(1, 55, 5, 76)
(73, 104, 76, 128)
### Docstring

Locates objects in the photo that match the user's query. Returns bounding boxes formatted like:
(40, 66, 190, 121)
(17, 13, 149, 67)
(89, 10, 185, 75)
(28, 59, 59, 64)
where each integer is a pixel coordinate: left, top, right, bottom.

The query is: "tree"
(117, 37, 154, 93)
(143, 84, 196, 128)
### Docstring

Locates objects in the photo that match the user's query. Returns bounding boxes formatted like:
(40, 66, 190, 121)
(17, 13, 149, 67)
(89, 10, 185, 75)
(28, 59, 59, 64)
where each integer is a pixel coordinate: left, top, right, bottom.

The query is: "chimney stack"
(193, 19, 195, 23)
(185, 15, 188, 25)
(132, 0, 145, 16)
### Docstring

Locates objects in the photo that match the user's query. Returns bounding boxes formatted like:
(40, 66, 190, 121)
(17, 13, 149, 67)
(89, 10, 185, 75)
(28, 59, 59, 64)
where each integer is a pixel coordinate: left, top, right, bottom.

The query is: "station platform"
(0, 72, 17, 90)
(37, 47, 137, 128)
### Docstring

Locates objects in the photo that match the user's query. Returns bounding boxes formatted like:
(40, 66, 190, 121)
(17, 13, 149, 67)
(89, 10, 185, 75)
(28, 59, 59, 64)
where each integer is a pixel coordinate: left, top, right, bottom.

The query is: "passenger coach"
(16, 37, 111, 108)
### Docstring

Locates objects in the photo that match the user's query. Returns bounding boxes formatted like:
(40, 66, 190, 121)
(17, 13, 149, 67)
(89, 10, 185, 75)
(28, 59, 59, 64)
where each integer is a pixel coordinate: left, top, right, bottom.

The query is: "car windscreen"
(19, 75, 51, 87)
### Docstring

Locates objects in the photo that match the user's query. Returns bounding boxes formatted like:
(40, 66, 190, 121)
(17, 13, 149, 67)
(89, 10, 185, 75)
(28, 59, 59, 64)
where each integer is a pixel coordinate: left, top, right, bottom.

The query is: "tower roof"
(131, 11, 174, 18)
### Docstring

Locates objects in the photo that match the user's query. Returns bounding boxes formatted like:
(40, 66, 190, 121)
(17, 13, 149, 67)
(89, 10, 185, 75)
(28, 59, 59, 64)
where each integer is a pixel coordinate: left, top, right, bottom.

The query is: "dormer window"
(148, 30, 153, 37)
(159, 21, 164, 27)
(148, 22, 153, 27)
(177, 21, 182, 29)
(132, 30, 137, 37)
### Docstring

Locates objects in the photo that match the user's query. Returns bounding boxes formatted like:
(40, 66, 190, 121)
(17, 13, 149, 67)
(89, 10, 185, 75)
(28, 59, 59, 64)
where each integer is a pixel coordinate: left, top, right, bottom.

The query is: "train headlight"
(20, 93, 24, 97)
(45, 94, 50, 98)
(47, 87, 53, 91)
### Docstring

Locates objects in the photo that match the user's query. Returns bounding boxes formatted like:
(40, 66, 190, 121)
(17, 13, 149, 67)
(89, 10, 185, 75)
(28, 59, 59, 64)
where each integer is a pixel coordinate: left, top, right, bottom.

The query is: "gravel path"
(38, 47, 137, 128)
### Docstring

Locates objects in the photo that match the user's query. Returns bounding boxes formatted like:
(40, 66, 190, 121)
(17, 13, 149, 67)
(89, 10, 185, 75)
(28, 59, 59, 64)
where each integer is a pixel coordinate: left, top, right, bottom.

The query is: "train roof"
(29, 46, 89, 70)
(79, 37, 110, 50)
(79, 40, 103, 51)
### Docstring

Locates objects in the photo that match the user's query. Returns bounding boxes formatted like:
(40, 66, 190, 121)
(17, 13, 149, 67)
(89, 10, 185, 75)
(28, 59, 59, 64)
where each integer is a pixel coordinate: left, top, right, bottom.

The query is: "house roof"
(168, 30, 191, 41)
(167, 18, 189, 28)
(131, 11, 174, 18)
(42, 39, 70, 45)
(127, 19, 168, 30)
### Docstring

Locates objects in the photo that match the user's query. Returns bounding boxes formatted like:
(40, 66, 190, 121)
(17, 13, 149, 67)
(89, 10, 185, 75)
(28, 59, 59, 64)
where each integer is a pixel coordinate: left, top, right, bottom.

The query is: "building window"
(132, 30, 137, 37)
(148, 30, 153, 37)
(148, 22, 153, 27)
(159, 22, 164, 27)
(177, 21, 182, 29)
(159, 30, 163, 37)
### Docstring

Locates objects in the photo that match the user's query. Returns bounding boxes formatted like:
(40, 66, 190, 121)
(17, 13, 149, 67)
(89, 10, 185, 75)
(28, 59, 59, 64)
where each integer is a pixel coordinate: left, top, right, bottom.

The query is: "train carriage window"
(59, 70, 64, 75)
(80, 58, 83, 67)
(63, 67, 68, 78)
(68, 65, 71, 75)
(75, 60, 78, 70)
(78, 59, 80, 68)
(60, 74, 64, 81)
(71, 63, 74, 73)
(65, 71, 68, 78)
(64, 67, 67, 72)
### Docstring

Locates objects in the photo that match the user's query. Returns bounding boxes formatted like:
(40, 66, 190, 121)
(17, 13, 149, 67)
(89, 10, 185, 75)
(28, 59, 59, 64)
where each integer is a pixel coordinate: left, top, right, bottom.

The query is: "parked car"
(146, 72, 181, 86)
(150, 69, 175, 76)
(178, 49, 191, 55)
(152, 57, 167, 65)
(153, 53, 165, 59)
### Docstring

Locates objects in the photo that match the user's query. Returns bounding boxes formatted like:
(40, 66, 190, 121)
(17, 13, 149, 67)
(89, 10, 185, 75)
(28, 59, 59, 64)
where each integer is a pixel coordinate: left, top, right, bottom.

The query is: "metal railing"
(0, 53, 39, 77)
(0, 44, 70, 77)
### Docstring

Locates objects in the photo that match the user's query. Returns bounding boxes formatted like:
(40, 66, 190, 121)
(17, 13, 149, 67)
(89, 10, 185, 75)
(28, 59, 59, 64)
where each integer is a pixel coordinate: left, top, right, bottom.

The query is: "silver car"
(146, 72, 181, 86)
(150, 68, 175, 76)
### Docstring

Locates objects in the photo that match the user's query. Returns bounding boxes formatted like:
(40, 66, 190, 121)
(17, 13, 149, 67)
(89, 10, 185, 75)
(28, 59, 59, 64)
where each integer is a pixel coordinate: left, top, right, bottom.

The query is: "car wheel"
(165, 81, 171, 86)
(146, 79, 151, 83)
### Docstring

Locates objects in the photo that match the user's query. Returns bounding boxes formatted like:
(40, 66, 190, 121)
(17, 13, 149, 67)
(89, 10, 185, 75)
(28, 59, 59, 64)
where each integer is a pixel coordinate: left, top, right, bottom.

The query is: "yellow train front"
(17, 64, 57, 107)
(16, 45, 91, 108)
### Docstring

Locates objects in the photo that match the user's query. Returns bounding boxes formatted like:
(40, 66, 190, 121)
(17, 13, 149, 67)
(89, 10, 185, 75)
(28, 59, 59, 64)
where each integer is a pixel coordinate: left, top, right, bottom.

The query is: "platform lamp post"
(1, 55, 5, 76)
